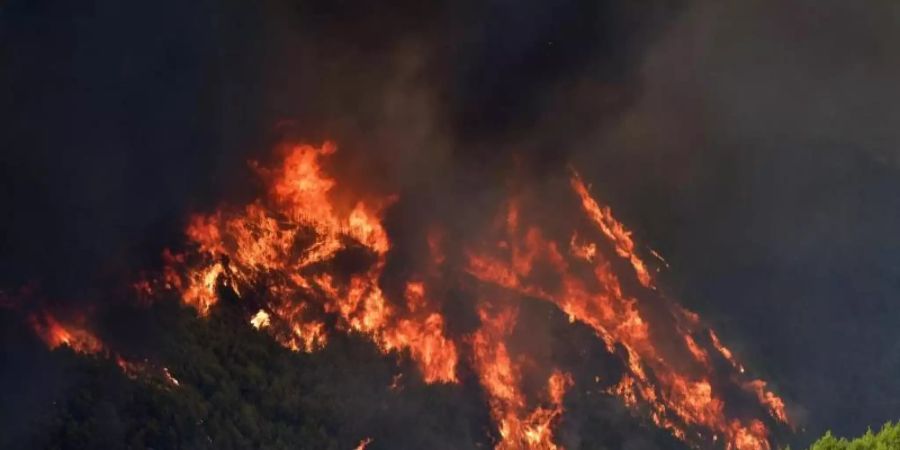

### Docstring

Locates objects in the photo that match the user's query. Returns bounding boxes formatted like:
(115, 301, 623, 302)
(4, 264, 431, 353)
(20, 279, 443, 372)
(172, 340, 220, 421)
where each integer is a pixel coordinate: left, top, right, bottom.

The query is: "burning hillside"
(7, 0, 900, 448)
(87, 140, 787, 449)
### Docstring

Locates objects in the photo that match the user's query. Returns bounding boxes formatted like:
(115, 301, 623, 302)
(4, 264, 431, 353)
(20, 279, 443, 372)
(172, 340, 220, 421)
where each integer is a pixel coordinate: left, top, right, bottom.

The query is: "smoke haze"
(2, 0, 900, 447)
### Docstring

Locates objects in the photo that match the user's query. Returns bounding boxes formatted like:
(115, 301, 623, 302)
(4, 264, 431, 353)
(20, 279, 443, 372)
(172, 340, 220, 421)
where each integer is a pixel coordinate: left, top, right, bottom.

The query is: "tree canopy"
(805, 422, 900, 450)
(2, 298, 686, 450)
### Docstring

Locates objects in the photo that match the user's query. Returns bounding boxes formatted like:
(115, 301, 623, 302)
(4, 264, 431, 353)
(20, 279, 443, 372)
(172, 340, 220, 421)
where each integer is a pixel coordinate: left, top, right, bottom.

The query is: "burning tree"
(123, 140, 791, 450)
(5, 139, 794, 450)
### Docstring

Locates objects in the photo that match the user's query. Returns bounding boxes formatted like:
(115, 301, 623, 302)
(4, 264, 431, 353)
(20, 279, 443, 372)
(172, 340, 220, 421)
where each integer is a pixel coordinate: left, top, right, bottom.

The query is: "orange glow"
(116, 359, 180, 387)
(727, 420, 770, 450)
(163, 367, 181, 386)
(250, 309, 271, 329)
(470, 303, 572, 450)
(28, 311, 104, 355)
(463, 174, 790, 449)
(136, 140, 789, 450)
(710, 330, 746, 374)
(427, 227, 446, 267)
(181, 261, 226, 315)
(161, 142, 458, 386)
(28, 310, 180, 387)
(744, 380, 790, 425)
(378, 282, 457, 383)
(569, 233, 596, 262)
(353, 437, 373, 450)
(570, 172, 653, 288)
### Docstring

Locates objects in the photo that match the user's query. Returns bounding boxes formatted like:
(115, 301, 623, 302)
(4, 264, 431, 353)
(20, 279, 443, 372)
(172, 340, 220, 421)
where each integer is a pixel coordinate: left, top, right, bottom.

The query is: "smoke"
(4, 0, 897, 447)
(567, 0, 900, 444)
(0, 0, 682, 297)
(0, 0, 691, 447)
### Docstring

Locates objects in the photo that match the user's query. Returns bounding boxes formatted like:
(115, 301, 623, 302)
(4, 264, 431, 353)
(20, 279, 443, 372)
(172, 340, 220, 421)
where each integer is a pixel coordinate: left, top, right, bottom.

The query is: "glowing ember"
(250, 309, 271, 329)
(163, 367, 181, 386)
(353, 437, 373, 450)
(710, 330, 746, 374)
(744, 380, 790, 426)
(115, 358, 181, 388)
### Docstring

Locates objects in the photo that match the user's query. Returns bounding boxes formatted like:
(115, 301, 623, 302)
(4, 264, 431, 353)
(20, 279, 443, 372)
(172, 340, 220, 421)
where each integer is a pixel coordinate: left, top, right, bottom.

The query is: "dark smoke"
(567, 0, 900, 445)
(0, 0, 680, 299)
(2, 0, 898, 448)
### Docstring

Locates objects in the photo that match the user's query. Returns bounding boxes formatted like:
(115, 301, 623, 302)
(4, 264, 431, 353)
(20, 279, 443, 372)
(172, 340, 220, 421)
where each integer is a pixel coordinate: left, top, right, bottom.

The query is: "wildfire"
(463, 172, 790, 449)
(115, 356, 181, 388)
(126, 140, 790, 449)
(353, 437, 373, 450)
(710, 330, 746, 374)
(27, 310, 180, 387)
(160, 142, 458, 385)
(570, 172, 654, 289)
(28, 311, 104, 355)
(250, 309, 271, 329)
(470, 302, 573, 450)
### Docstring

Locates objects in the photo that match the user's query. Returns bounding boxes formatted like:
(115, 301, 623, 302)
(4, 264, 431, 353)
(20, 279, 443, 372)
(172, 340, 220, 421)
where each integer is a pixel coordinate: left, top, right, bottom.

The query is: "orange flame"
(162, 142, 458, 385)
(463, 172, 790, 449)
(570, 172, 654, 289)
(470, 303, 572, 450)
(353, 437, 373, 450)
(28, 310, 180, 388)
(710, 330, 746, 374)
(141, 141, 789, 450)
(28, 311, 104, 355)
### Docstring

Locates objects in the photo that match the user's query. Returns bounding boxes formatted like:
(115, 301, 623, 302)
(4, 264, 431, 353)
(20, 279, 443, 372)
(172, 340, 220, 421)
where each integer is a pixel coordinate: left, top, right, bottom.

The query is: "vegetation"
(0, 296, 688, 450)
(6, 300, 489, 450)
(804, 422, 900, 450)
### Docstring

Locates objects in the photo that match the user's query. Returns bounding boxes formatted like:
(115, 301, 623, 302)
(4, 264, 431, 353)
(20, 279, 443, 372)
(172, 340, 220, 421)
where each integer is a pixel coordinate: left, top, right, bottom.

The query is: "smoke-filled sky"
(2, 0, 900, 446)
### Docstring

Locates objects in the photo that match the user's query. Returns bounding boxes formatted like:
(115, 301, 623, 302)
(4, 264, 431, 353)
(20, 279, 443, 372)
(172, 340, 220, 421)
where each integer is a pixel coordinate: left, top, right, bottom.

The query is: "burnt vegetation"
(1, 297, 686, 450)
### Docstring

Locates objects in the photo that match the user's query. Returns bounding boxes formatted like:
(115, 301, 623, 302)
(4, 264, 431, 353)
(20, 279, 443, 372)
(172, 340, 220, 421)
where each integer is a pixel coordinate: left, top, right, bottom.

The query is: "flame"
(250, 309, 271, 329)
(27, 310, 180, 388)
(569, 233, 597, 262)
(181, 261, 226, 315)
(470, 303, 572, 450)
(710, 330, 746, 374)
(463, 172, 790, 449)
(28, 311, 104, 355)
(133, 141, 790, 450)
(570, 172, 654, 289)
(744, 380, 790, 426)
(114, 357, 179, 387)
(161, 143, 458, 385)
(353, 437, 373, 450)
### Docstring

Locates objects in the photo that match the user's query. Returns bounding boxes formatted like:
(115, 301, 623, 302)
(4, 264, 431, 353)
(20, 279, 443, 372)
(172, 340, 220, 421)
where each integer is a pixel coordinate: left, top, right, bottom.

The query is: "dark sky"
(2, 0, 899, 446)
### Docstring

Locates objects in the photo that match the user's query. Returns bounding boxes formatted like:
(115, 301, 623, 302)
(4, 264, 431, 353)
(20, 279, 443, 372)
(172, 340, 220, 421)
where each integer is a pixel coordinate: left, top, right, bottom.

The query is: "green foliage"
(9, 297, 689, 450)
(21, 301, 489, 450)
(804, 422, 900, 450)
